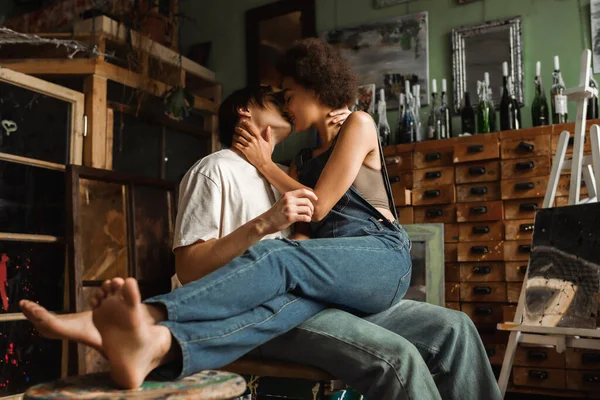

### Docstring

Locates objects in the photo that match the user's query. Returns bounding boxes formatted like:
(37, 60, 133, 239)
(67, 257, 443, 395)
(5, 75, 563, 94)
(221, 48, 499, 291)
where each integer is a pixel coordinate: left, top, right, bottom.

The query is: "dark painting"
(0, 161, 65, 236)
(0, 81, 71, 164)
(524, 203, 600, 328)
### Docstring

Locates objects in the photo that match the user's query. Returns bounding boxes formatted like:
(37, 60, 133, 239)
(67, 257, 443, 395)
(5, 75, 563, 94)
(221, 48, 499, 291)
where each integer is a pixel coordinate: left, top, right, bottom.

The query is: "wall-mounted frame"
(245, 0, 316, 87)
(67, 165, 177, 375)
(403, 223, 445, 306)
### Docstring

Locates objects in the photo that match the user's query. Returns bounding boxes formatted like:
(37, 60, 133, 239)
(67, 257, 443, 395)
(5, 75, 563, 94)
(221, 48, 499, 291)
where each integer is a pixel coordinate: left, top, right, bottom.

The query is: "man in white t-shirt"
(173, 86, 501, 399)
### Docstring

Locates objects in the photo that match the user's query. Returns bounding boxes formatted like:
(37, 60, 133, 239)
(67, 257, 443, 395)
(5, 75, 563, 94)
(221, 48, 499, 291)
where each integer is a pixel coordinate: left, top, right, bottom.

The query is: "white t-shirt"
(172, 149, 290, 288)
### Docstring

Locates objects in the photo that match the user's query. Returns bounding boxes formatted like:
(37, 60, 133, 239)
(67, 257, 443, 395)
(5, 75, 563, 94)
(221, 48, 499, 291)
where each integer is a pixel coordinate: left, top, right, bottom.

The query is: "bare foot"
(93, 278, 173, 389)
(90, 278, 125, 308)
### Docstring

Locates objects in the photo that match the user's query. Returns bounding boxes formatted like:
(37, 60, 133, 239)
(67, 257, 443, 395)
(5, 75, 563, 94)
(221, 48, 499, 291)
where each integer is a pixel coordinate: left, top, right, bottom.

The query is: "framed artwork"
(246, 0, 316, 87)
(403, 223, 445, 306)
(374, 0, 416, 8)
(322, 12, 430, 109)
(592, 0, 600, 73)
(353, 84, 376, 114)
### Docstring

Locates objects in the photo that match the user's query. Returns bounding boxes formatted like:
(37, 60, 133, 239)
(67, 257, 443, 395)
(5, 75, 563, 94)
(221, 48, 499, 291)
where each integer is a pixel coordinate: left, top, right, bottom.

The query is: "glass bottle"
(551, 55, 568, 124)
(531, 61, 550, 127)
(377, 88, 391, 146)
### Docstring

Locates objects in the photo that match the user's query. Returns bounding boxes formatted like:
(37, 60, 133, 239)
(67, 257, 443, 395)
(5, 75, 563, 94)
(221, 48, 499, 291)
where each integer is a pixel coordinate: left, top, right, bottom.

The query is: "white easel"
(497, 49, 600, 397)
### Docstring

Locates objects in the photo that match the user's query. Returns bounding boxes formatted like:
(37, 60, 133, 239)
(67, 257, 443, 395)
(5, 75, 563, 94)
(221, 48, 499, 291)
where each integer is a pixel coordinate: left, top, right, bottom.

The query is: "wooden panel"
(446, 301, 461, 311)
(414, 205, 456, 224)
(412, 185, 456, 206)
(453, 134, 500, 163)
(459, 262, 505, 282)
(505, 219, 535, 241)
(486, 344, 507, 366)
(386, 153, 414, 173)
(445, 262, 460, 281)
(455, 160, 501, 184)
(566, 349, 600, 370)
(412, 166, 455, 188)
(445, 223, 459, 243)
(505, 261, 528, 282)
(556, 175, 588, 196)
(507, 282, 522, 303)
(461, 303, 504, 324)
(460, 282, 507, 302)
(445, 282, 460, 301)
(456, 182, 501, 203)
(513, 367, 566, 390)
(458, 241, 504, 262)
(551, 131, 592, 154)
(414, 140, 455, 169)
(504, 240, 532, 262)
(504, 198, 543, 220)
(501, 156, 551, 180)
(501, 135, 551, 159)
(397, 206, 414, 225)
(515, 346, 566, 369)
(445, 243, 458, 262)
(566, 370, 600, 391)
(83, 75, 108, 169)
(458, 221, 504, 242)
(501, 177, 549, 200)
(503, 304, 517, 322)
(389, 171, 413, 188)
(383, 145, 398, 157)
(391, 185, 411, 206)
(456, 201, 504, 223)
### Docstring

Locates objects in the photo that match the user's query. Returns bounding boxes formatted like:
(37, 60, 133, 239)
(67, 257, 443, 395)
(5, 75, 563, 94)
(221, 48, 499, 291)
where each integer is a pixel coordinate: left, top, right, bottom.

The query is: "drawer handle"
(517, 141, 535, 153)
(425, 152, 441, 161)
(486, 347, 496, 357)
(469, 167, 486, 175)
(471, 246, 489, 254)
(516, 161, 535, 171)
(584, 374, 600, 383)
(520, 223, 535, 232)
(519, 265, 528, 274)
(471, 186, 488, 195)
(582, 353, 600, 364)
(424, 190, 441, 198)
(426, 208, 443, 217)
(389, 176, 400, 183)
(385, 156, 401, 165)
(473, 265, 491, 274)
(472, 226, 490, 234)
(468, 144, 484, 153)
(515, 182, 535, 190)
(425, 171, 442, 179)
(520, 203, 538, 212)
(475, 307, 493, 315)
(519, 244, 532, 253)
(528, 370, 548, 380)
(473, 286, 492, 294)
(528, 351, 547, 361)
(471, 206, 488, 214)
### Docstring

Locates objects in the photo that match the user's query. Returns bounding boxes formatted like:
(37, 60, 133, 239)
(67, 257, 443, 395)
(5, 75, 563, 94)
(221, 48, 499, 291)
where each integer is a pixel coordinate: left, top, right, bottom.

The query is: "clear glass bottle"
(587, 68, 599, 120)
(377, 89, 391, 146)
(427, 79, 442, 140)
(551, 56, 568, 124)
(399, 80, 416, 143)
(440, 79, 452, 139)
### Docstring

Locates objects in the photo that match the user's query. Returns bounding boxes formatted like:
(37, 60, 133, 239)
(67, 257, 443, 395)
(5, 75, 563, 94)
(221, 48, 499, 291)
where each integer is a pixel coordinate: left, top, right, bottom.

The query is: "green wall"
(181, 0, 595, 160)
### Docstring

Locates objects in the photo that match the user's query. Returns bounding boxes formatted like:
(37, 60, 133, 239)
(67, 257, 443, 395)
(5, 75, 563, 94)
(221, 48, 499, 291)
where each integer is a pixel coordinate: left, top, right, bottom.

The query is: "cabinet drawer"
(414, 205, 456, 223)
(501, 135, 551, 159)
(461, 303, 504, 324)
(445, 243, 458, 262)
(446, 282, 460, 301)
(566, 370, 600, 391)
(385, 152, 413, 172)
(485, 344, 506, 366)
(501, 177, 549, 200)
(445, 223, 459, 243)
(504, 240, 532, 261)
(445, 263, 460, 281)
(458, 241, 504, 262)
(453, 135, 500, 163)
(505, 261, 528, 282)
(507, 282, 522, 303)
(551, 131, 592, 155)
(504, 198, 543, 220)
(413, 166, 455, 188)
(505, 219, 535, 241)
(513, 367, 566, 390)
(455, 160, 501, 184)
(391, 185, 411, 206)
(501, 156, 551, 180)
(556, 175, 588, 196)
(456, 182, 501, 202)
(397, 206, 414, 225)
(460, 282, 507, 302)
(445, 301, 460, 311)
(389, 172, 413, 189)
(458, 221, 504, 242)
(414, 148, 454, 169)
(412, 185, 456, 205)
(459, 262, 505, 282)
(566, 349, 600, 370)
(457, 201, 504, 223)
(503, 304, 517, 323)
(515, 346, 565, 369)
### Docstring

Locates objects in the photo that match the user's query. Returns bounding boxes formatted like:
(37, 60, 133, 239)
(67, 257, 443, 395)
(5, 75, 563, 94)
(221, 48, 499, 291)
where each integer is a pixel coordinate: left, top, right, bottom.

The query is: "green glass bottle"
(531, 61, 550, 127)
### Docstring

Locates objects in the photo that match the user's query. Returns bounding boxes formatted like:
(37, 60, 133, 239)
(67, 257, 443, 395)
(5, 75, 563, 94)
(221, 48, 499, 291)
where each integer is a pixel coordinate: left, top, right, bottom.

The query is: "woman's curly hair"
(277, 38, 358, 109)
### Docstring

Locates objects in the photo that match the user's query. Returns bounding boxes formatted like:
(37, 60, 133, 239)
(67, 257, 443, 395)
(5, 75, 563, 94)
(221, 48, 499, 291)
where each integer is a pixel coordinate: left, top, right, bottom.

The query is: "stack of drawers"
(384, 119, 600, 397)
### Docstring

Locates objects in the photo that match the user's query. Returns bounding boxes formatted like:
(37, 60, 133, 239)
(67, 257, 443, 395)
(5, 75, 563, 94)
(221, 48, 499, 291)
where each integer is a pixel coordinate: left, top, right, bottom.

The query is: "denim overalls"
(150, 138, 413, 379)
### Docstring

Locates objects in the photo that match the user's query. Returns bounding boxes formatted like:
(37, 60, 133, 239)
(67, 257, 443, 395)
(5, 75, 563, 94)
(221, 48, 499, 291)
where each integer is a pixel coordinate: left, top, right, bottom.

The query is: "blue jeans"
(147, 225, 412, 378)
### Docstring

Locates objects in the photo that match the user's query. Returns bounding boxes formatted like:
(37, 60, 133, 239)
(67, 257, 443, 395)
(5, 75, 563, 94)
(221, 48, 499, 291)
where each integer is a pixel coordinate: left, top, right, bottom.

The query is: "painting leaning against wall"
(592, 0, 600, 74)
(322, 11, 429, 110)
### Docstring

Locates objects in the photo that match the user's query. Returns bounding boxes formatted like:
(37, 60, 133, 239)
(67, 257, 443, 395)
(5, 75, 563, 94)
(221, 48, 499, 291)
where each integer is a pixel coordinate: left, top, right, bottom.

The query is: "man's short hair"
(218, 86, 285, 147)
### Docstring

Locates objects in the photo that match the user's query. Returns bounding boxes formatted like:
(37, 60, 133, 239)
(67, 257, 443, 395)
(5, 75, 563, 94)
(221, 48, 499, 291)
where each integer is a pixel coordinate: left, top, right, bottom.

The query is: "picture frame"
(374, 0, 416, 8)
(353, 84, 376, 114)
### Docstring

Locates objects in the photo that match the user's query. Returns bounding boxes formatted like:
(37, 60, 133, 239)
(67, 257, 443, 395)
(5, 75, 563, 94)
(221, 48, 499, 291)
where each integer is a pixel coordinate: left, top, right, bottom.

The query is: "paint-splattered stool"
(23, 370, 246, 399)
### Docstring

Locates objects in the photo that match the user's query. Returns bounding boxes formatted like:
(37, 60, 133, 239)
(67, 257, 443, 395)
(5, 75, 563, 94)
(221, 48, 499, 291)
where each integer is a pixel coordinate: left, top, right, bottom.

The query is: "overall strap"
(376, 131, 399, 220)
